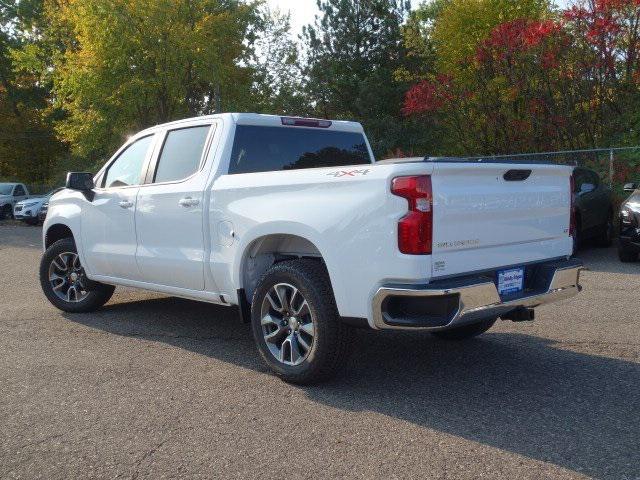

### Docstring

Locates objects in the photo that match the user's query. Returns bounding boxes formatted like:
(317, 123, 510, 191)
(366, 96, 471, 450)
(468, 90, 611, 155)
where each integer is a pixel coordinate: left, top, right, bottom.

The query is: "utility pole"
(609, 148, 614, 186)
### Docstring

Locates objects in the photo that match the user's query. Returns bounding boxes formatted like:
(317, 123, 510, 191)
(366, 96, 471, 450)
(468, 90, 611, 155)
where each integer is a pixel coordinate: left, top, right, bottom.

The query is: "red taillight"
(569, 174, 576, 238)
(391, 175, 433, 255)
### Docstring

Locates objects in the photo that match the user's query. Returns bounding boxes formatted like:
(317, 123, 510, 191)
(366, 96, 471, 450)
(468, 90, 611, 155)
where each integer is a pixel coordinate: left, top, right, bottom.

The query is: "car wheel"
(595, 213, 614, 247)
(618, 246, 637, 263)
(572, 217, 581, 256)
(431, 318, 497, 341)
(0, 204, 13, 220)
(39, 238, 115, 313)
(251, 259, 354, 385)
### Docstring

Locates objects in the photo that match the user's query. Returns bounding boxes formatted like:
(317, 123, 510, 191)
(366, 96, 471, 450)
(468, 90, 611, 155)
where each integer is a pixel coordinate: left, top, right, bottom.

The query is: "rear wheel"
(0, 204, 13, 220)
(431, 318, 497, 341)
(251, 259, 354, 384)
(572, 217, 581, 256)
(39, 238, 115, 313)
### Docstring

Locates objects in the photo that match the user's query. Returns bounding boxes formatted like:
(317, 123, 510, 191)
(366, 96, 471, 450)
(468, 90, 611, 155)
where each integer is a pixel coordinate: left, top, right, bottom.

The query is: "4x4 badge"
(327, 169, 370, 178)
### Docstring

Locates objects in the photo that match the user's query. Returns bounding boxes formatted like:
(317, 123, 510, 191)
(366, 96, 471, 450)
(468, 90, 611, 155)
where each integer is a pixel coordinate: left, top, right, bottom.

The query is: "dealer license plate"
(497, 267, 524, 296)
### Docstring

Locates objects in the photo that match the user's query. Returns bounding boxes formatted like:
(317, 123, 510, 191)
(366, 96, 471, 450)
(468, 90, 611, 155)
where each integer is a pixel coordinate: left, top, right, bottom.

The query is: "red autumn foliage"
(402, 0, 640, 156)
(402, 74, 454, 115)
(475, 18, 562, 64)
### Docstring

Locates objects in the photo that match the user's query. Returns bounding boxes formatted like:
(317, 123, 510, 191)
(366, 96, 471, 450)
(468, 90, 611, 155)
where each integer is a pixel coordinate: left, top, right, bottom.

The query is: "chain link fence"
(6, 147, 640, 202)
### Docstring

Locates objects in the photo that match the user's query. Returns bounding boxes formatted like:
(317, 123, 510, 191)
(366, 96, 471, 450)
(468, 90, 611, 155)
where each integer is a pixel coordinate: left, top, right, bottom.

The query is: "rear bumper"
(372, 258, 582, 330)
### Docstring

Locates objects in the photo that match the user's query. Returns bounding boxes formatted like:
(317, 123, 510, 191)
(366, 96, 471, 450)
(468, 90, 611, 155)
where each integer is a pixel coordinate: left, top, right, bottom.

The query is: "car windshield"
(0, 184, 14, 195)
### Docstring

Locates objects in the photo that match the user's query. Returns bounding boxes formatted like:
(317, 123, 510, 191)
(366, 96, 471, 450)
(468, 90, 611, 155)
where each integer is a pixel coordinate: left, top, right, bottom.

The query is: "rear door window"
(14, 185, 25, 196)
(228, 126, 371, 174)
(153, 125, 211, 183)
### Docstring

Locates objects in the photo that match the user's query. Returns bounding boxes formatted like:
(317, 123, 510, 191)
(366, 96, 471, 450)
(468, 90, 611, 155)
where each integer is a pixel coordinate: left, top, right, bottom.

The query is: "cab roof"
(138, 113, 365, 135)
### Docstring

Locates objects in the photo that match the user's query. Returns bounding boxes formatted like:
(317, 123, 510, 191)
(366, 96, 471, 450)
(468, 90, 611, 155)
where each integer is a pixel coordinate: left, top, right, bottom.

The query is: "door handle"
(119, 200, 134, 209)
(179, 197, 200, 208)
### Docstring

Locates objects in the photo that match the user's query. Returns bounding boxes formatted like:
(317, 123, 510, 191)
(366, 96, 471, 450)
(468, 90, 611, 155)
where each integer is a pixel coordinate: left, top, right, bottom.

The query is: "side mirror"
(66, 172, 94, 191)
(66, 172, 95, 200)
(623, 183, 638, 193)
(580, 183, 595, 194)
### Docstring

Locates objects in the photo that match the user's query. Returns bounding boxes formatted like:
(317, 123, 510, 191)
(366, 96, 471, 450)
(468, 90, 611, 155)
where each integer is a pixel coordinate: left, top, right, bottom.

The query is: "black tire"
(572, 216, 581, 256)
(431, 318, 497, 341)
(250, 259, 354, 385)
(618, 247, 637, 263)
(39, 237, 115, 313)
(0, 204, 13, 220)
(594, 213, 614, 247)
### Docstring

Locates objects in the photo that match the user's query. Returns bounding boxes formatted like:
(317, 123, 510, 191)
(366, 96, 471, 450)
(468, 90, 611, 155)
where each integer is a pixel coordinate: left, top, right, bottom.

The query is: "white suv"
(14, 189, 63, 225)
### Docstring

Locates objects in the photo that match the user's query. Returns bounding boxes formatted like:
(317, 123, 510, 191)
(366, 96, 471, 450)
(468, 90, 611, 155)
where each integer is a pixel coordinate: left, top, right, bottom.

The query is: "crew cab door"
(81, 134, 156, 279)
(134, 122, 215, 291)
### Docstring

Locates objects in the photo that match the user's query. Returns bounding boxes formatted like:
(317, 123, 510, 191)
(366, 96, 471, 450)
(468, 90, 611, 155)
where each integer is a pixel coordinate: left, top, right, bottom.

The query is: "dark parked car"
(618, 182, 640, 262)
(572, 166, 613, 253)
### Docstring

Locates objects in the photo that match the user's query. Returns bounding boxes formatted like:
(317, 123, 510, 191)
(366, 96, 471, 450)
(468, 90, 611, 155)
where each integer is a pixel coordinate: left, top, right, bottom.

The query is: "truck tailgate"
(430, 163, 573, 278)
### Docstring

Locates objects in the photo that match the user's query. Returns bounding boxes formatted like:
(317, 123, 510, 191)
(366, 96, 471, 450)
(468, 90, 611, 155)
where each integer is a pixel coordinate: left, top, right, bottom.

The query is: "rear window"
(154, 125, 210, 183)
(228, 125, 371, 175)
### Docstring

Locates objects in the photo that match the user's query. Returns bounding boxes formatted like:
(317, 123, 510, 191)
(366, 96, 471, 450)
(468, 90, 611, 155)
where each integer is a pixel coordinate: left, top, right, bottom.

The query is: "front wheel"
(431, 318, 497, 341)
(594, 213, 614, 247)
(39, 238, 115, 313)
(251, 259, 354, 384)
(618, 246, 637, 263)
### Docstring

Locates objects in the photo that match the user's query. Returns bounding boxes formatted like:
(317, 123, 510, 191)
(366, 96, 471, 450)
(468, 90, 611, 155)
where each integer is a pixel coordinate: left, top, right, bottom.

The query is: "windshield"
(0, 184, 14, 195)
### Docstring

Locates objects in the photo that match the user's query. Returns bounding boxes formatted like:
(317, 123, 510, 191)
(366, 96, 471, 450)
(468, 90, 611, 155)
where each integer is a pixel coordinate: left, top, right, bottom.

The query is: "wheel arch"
(45, 223, 75, 249)
(237, 233, 327, 305)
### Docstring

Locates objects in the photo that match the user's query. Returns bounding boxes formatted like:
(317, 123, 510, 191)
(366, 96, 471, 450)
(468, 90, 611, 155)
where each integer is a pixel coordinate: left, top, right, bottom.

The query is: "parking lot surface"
(0, 223, 638, 479)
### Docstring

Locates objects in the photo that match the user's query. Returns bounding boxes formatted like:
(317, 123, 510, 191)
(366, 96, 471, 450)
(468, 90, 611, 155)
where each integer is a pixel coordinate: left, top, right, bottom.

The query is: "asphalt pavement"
(0, 223, 638, 479)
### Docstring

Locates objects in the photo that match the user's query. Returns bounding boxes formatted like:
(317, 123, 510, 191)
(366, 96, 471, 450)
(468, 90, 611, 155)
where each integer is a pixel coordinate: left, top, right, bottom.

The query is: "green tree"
(302, 0, 415, 156)
(395, 0, 447, 83)
(0, 0, 66, 187)
(432, 0, 550, 77)
(49, 0, 259, 161)
(249, 7, 310, 115)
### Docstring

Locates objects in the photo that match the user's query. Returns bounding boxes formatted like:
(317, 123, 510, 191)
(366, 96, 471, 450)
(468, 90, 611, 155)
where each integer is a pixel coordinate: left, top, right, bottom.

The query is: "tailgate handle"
(503, 169, 532, 181)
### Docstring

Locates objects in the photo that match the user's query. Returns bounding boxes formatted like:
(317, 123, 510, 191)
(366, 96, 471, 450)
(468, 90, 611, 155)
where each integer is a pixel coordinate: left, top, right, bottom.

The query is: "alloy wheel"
(260, 283, 315, 366)
(48, 252, 89, 303)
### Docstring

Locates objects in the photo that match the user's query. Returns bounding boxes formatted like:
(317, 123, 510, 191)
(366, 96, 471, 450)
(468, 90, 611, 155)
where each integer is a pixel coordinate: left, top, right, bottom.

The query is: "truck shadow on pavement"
(577, 244, 640, 275)
(65, 296, 639, 479)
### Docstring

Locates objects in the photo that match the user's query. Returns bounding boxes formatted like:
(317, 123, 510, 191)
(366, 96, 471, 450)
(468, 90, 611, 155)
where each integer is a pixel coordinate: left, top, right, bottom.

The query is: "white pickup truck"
(40, 113, 582, 383)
